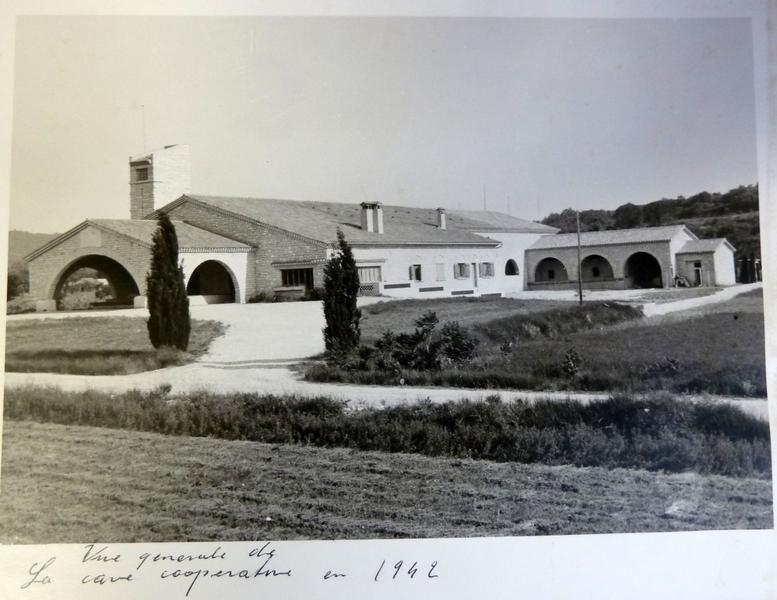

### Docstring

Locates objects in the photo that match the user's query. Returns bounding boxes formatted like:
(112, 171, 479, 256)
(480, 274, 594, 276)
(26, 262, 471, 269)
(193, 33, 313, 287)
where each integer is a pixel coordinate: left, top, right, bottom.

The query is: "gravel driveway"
(3, 286, 767, 420)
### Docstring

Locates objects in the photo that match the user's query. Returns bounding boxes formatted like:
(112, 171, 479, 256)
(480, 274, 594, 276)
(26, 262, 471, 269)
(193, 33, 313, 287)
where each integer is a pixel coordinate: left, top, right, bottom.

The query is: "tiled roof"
(183, 195, 505, 246)
(446, 210, 558, 233)
(528, 225, 695, 250)
(90, 219, 250, 250)
(677, 238, 734, 253)
(25, 219, 250, 261)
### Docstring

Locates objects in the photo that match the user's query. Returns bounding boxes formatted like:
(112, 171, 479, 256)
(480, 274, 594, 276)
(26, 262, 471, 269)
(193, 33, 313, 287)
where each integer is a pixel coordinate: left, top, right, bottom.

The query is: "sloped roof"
(91, 219, 250, 249)
(677, 238, 735, 253)
(181, 195, 503, 246)
(25, 219, 249, 261)
(528, 225, 695, 251)
(446, 210, 558, 233)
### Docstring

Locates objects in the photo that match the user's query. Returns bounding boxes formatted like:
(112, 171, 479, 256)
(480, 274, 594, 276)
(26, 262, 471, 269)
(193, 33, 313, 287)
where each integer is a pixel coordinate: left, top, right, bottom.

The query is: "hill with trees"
(541, 184, 760, 257)
(7, 230, 59, 298)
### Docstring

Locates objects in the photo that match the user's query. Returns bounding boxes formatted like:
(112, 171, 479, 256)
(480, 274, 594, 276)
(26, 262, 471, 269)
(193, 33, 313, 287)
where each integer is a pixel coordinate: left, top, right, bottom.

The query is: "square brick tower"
(129, 144, 191, 219)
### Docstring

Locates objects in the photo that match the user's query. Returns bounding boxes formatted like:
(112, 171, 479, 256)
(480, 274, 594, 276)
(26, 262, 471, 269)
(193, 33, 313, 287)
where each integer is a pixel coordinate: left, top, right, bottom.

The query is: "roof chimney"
(375, 202, 384, 234)
(360, 201, 384, 234)
(360, 202, 374, 233)
(436, 207, 447, 230)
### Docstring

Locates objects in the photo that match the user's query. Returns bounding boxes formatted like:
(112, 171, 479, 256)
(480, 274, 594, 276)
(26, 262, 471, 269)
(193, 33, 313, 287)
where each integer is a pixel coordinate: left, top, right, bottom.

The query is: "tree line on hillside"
(541, 184, 760, 257)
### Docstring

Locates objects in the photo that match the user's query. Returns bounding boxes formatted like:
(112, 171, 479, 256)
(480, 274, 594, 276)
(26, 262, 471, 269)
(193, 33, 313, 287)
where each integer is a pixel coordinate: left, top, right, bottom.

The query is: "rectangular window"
(548, 269, 555, 280)
(408, 264, 422, 281)
(136, 167, 149, 182)
(478, 262, 494, 278)
(454, 263, 470, 279)
(281, 268, 314, 289)
(435, 263, 446, 282)
(358, 266, 382, 283)
(592, 266, 600, 277)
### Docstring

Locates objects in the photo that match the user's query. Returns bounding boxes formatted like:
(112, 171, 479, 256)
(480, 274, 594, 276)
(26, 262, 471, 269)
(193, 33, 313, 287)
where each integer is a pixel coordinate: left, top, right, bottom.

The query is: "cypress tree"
(322, 229, 361, 360)
(146, 212, 191, 350)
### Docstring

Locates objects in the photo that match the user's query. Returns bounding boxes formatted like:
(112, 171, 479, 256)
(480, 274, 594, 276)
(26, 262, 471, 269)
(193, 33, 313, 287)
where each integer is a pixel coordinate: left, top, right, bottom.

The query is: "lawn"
(360, 296, 566, 342)
(4, 316, 224, 375)
(311, 290, 766, 397)
(0, 420, 771, 543)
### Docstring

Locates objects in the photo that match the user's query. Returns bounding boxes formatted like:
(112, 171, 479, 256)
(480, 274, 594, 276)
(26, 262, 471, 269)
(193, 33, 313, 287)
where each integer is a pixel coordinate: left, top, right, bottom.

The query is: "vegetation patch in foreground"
(5, 317, 224, 375)
(2, 420, 771, 543)
(309, 294, 766, 397)
(5, 387, 770, 478)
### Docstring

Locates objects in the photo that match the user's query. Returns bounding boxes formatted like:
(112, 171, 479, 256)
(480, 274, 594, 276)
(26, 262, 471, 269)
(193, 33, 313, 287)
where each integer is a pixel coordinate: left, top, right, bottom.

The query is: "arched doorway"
(186, 260, 237, 303)
(505, 259, 520, 276)
(581, 255, 614, 281)
(625, 252, 663, 288)
(534, 257, 568, 283)
(52, 254, 141, 310)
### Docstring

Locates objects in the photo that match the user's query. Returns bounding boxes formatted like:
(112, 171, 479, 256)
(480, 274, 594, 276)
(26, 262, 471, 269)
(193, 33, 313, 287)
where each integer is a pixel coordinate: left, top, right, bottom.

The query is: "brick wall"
(28, 225, 151, 300)
(525, 240, 675, 289)
(164, 200, 328, 296)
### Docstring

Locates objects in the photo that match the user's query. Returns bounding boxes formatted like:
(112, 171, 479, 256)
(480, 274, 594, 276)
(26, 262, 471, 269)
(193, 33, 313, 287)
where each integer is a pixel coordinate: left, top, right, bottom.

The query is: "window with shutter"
(436, 263, 446, 281)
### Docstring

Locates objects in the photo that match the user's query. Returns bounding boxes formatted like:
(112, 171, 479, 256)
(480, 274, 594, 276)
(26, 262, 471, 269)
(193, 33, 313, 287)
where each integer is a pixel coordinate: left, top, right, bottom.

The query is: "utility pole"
(576, 210, 583, 305)
(140, 104, 147, 152)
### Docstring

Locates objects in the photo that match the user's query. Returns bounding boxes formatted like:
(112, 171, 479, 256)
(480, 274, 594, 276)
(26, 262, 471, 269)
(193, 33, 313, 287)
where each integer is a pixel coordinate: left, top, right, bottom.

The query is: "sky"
(9, 15, 757, 233)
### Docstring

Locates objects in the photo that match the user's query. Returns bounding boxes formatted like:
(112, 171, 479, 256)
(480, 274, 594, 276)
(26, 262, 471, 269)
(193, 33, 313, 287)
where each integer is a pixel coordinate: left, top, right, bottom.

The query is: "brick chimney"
(129, 144, 191, 219)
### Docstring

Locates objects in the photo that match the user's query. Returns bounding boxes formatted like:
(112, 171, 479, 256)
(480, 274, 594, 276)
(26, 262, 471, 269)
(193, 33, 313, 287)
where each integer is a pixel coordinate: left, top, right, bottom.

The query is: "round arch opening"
(625, 252, 663, 288)
(52, 254, 140, 310)
(581, 255, 614, 281)
(505, 259, 520, 276)
(534, 257, 568, 283)
(186, 260, 237, 304)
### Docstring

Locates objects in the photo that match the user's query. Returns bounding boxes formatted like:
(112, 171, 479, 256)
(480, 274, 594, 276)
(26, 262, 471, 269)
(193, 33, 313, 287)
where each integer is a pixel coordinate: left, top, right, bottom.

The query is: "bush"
(6, 294, 36, 315)
(58, 290, 98, 311)
(439, 321, 478, 364)
(355, 311, 478, 374)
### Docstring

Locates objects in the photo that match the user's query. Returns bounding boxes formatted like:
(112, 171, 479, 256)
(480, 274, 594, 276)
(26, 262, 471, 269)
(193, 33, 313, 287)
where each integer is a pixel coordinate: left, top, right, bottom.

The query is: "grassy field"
(5, 316, 224, 375)
(313, 291, 766, 397)
(0, 420, 771, 543)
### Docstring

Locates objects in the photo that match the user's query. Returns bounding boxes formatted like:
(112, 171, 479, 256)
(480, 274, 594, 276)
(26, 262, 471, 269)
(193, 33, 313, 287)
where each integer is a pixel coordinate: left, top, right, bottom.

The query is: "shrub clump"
(341, 311, 479, 375)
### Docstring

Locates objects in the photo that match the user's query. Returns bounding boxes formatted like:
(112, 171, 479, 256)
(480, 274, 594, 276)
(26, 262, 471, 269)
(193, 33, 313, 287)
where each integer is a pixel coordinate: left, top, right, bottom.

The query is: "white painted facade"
(713, 246, 737, 285)
(179, 250, 251, 303)
(351, 245, 506, 298)
(472, 231, 550, 293)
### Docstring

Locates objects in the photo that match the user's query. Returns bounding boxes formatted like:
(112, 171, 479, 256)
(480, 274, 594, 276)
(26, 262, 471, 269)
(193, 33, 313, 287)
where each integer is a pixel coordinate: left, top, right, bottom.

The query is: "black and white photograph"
(0, 2, 774, 598)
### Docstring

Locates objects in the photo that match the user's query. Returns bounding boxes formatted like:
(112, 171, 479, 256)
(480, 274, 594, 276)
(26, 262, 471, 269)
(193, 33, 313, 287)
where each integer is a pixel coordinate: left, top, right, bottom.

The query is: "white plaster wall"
(714, 246, 737, 285)
(179, 251, 250, 303)
(473, 232, 551, 292)
(351, 245, 502, 298)
(668, 228, 698, 283)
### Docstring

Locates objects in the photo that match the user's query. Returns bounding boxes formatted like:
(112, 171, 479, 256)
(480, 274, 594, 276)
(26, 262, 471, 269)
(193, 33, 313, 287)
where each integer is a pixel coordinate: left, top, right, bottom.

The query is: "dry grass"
(0, 420, 771, 543)
(5, 316, 224, 374)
